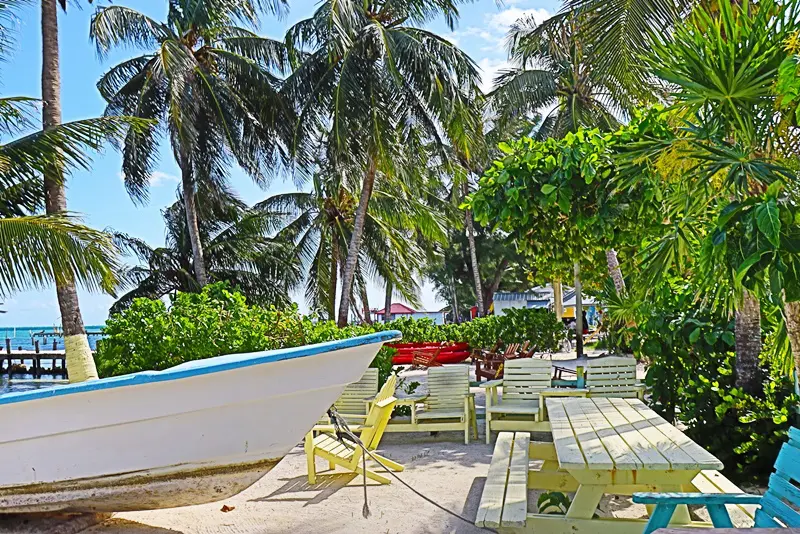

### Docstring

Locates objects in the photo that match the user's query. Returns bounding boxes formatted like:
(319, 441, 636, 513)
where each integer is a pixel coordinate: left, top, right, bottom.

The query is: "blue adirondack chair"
(633, 426, 800, 534)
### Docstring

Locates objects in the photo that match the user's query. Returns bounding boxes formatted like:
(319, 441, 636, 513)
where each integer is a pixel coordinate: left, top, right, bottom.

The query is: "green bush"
(97, 283, 564, 386)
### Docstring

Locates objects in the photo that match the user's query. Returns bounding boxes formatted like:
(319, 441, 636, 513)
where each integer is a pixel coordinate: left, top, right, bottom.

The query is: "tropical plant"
(90, 0, 291, 289)
(627, 0, 800, 393)
(112, 186, 300, 314)
(261, 160, 447, 321)
(283, 0, 482, 326)
(490, 14, 624, 140)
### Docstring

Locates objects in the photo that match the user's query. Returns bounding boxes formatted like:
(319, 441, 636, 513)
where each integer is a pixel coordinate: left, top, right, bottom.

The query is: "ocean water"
(0, 325, 105, 395)
(0, 325, 104, 352)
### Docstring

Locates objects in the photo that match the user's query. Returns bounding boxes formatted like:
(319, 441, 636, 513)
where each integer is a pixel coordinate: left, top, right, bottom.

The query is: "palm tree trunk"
(462, 182, 484, 318)
(337, 159, 377, 327)
(483, 258, 509, 312)
(384, 279, 392, 323)
(329, 237, 338, 321)
(361, 284, 372, 324)
(41, 0, 97, 383)
(782, 300, 800, 394)
(606, 249, 626, 295)
(180, 162, 209, 287)
(735, 290, 762, 395)
(451, 274, 460, 324)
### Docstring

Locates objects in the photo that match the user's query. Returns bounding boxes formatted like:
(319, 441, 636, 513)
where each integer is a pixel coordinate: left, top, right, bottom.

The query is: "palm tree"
(40, 0, 104, 382)
(490, 14, 624, 140)
(284, 0, 481, 326)
(90, 0, 290, 289)
(0, 97, 141, 350)
(112, 185, 300, 315)
(260, 162, 447, 320)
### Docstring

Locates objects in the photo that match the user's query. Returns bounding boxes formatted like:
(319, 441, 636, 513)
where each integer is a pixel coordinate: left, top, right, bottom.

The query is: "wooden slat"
(608, 398, 697, 469)
(590, 398, 670, 470)
(580, 399, 642, 469)
(546, 399, 587, 469)
(562, 398, 614, 469)
(502, 433, 530, 527)
(476, 432, 514, 528)
(691, 470, 757, 524)
(625, 399, 722, 469)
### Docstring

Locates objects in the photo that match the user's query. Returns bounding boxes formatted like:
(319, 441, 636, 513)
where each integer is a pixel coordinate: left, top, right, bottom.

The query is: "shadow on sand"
(250, 471, 362, 506)
(87, 519, 185, 533)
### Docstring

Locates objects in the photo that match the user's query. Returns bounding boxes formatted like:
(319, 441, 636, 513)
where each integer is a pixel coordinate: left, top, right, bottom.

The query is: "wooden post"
(553, 281, 563, 320)
(4, 338, 9, 355)
(34, 340, 40, 354)
(33, 355, 39, 379)
(574, 262, 584, 359)
(52, 339, 57, 351)
(576, 366, 585, 388)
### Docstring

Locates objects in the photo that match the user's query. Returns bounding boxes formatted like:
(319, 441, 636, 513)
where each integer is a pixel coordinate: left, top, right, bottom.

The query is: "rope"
(326, 407, 496, 532)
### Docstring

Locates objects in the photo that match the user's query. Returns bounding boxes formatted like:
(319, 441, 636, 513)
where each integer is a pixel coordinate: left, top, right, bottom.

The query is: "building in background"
(373, 303, 446, 324)
(491, 287, 553, 316)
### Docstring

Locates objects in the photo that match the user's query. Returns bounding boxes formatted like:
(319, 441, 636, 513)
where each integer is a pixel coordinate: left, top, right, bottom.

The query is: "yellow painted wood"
(528, 441, 558, 461)
(526, 469, 580, 492)
(485, 359, 552, 443)
(539, 388, 589, 420)
(476, 432, 515, 528)
(504, 433, 531, 527)
(566, 484, 607, 519)
(586, 357, 645, 399)
(499, 514, 717, 534)
(691, 470, 757, 526)
(306, 376, 402, 486)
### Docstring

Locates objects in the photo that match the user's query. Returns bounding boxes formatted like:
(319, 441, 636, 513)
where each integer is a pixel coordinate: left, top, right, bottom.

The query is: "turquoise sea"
(0, 325, 105, 395)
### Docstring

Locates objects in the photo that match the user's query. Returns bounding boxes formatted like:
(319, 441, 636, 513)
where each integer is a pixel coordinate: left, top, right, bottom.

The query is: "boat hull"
(0, 333, 400, 513)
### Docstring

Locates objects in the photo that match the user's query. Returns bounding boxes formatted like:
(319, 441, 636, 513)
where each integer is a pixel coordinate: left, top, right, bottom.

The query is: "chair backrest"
(333, 368, 380, 415)
(502, 359, 552, 402)
(503, 343, 520, 356)
(358, 395, 398, 453)
(426, 365, 469, 412)
(755, 427, 800, 528)
(374, 373, 397, 405)
(585, 357, 639, 398)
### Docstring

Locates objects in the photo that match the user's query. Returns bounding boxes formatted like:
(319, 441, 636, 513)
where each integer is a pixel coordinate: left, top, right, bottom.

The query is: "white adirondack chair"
(414, 365, 478, 444)
(585, 356, 645, 399)
(482, 358, 552, 443)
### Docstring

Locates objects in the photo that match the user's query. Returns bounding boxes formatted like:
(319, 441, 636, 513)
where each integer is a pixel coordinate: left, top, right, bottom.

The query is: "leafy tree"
(90, 0, 290, 289)
(112, 186, 300, 315)
(635, 0, 800, 393)
(283, 0, 481, 326)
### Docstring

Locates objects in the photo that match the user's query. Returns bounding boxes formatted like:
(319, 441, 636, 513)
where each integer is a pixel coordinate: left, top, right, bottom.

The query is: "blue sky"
(0, 0, 558, 327)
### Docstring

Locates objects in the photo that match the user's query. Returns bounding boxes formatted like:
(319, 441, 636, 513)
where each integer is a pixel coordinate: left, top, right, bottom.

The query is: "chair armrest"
(632, 492, 762, 505)
(480, 379, 504, 390)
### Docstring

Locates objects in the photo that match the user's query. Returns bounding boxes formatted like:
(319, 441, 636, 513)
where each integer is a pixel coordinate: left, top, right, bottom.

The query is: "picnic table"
(477, 397, 732, 533)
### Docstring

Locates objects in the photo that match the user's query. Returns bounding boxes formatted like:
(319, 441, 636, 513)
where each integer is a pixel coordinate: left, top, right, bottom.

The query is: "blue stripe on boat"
(0, 331, 402, 405)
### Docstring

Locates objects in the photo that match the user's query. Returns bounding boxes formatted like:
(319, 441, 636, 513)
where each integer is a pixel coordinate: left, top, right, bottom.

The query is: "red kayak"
(388, 342, 471, 364)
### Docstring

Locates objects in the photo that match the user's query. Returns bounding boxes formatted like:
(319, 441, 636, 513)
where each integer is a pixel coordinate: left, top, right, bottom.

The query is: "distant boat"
(0, 331, 401, 513)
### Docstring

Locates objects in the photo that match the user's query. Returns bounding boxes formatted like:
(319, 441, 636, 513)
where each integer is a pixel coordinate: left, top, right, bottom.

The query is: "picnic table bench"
(476, 397, 749, 534)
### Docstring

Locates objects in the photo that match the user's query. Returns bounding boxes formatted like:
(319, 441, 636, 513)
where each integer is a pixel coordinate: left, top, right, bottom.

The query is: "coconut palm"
(112, 186, 300, 315)
(490, 14, 624, 140)
(260, 161, 447, 320)
(0, 96, 142, 316)
(90, 0, 291, 290)
(283, 0, 481, 326)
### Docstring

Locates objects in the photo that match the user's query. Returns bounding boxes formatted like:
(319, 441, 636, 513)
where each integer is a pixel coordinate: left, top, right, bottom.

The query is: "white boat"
(0, 331, 401, 513)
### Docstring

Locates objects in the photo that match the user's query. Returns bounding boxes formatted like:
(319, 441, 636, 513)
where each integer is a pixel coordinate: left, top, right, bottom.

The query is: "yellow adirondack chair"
(317, 368, 380, 426)
(414, 365, 478, 444)
(481, 358, 552, 443)
(305, 382, 403, 485)
(585, 356, 645, 399)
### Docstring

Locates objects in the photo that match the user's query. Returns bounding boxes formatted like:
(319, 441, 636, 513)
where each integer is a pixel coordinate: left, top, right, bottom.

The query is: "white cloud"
(478, 58, 512, 93)
(486, 7, 552, 35)
(118, 170, 180, 188)
(149, 171, 180, 187)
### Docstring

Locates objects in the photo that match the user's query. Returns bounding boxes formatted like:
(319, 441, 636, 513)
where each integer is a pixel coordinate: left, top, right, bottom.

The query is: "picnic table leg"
(305, 432, 317, 484)
(655, 484, 691, 525)
(565, 484, 606, 519)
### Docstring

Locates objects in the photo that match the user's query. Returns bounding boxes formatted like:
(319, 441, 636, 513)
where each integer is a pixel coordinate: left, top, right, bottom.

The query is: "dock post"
(34, 340, 39, 354)
(52, 339, 57, 351)
(4, 338, 9, 355)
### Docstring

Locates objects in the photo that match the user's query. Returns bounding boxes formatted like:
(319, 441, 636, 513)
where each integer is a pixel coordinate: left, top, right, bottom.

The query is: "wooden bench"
(476, 431, 530, 529)
(689, 470, 756, 528)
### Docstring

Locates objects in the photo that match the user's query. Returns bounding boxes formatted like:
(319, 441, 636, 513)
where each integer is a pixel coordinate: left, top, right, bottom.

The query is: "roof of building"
(375, 303, 417, 315)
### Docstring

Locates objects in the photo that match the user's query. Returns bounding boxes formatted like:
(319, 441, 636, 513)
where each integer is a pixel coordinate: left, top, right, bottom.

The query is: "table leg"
(658, 484, 691, 524)
(565, 484, 606, 519)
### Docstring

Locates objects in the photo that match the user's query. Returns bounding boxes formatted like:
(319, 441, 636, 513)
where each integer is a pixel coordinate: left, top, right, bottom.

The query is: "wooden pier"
(2, 338, 67, 379)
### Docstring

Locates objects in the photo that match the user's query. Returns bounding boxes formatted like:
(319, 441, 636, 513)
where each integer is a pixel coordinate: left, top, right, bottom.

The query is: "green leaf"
(735, 251, 766, 285)
(498, 142, 514, 154)
(756, 200, 781, 247)
(541, 184, 557, 195)
(721, 332, 735, 346)
(689, 328, 701, 343)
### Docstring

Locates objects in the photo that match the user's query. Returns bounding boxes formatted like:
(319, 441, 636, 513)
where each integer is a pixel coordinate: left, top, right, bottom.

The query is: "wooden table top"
(545, 397, 724, 471)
